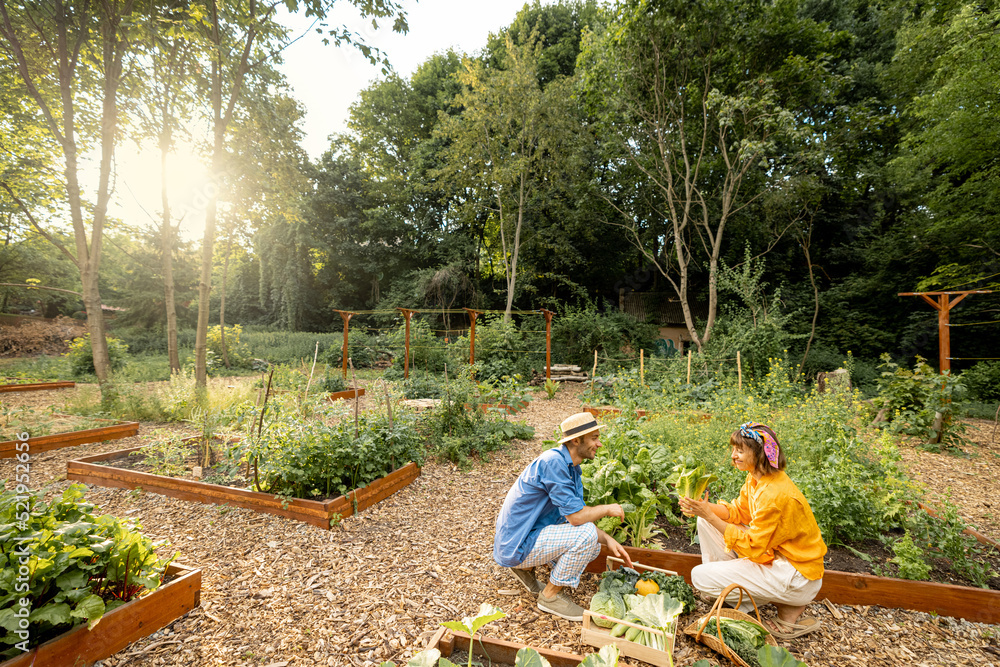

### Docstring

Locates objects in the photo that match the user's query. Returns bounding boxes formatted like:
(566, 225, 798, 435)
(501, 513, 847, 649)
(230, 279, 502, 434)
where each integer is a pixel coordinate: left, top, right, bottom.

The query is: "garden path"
(0, 384, 997, 666)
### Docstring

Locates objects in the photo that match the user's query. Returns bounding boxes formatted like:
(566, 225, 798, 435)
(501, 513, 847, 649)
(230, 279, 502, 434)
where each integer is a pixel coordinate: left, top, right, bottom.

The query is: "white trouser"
(690, 517, 822, 612)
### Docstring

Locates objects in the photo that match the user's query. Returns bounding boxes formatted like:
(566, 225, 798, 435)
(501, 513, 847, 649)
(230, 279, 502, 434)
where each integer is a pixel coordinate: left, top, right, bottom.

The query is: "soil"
(2, 381, 999, 666)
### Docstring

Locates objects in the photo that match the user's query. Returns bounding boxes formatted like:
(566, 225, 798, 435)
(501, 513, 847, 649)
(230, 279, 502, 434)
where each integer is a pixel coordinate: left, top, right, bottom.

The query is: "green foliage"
(667, 464, 718, 501)
(960, 361, 1000, 403)
(583, 422, 680, 547)
(551, 309, 660, 370)
(887, 531, 932, 581)
(873, 355, 967, 446)
(65, 334, 129, 377)
(206, 325, 251, 369)
(543, 378, 559, 399)
(418, 367, 534, 467)
(134, 430, 189, 476)
(233, 396, 425, 500)
(904, 499, 994, 588)
(0, 485, 176, 658)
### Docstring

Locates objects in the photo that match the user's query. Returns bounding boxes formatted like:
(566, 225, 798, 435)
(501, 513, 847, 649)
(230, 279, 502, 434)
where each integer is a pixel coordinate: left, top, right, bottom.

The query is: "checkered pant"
(517, 522, 601, 588)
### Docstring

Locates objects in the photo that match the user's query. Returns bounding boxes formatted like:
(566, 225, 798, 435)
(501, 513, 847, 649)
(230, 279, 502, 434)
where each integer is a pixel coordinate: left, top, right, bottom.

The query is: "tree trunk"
(220, 234, 231, 369)
(799, 229, 820, 376)
(194, 0, 259, 387)
(159, 127, 180, 374)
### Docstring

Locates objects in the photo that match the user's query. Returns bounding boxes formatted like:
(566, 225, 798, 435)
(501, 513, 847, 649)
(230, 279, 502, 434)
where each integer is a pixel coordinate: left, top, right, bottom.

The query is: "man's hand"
(603, 503, 625, 520)
(597, 528, 633, 568)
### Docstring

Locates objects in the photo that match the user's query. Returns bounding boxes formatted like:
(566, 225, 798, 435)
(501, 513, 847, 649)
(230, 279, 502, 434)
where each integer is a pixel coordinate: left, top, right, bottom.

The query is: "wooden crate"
(582, 611, 676, 667)
(581, 557, 681, 666)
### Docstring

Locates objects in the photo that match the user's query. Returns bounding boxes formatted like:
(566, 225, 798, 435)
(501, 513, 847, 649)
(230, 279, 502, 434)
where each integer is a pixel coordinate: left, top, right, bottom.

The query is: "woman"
(678, 422, 826, 639)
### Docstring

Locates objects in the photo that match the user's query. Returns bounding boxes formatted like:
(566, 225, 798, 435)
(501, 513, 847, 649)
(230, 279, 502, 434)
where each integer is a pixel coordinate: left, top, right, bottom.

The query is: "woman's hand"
(678, 491, 712, 520)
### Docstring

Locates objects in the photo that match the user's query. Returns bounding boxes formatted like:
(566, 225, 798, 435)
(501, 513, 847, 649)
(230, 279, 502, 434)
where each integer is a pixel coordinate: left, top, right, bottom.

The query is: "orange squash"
(635, 579, 659, 596)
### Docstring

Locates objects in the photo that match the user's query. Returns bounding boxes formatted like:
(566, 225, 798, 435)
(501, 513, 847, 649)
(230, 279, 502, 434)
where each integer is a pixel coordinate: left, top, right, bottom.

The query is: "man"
(493, 412, 633, 621)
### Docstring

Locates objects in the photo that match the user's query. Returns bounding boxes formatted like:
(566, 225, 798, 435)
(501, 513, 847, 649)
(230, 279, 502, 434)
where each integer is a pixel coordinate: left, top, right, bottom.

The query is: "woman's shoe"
(765, 616, 822, 639)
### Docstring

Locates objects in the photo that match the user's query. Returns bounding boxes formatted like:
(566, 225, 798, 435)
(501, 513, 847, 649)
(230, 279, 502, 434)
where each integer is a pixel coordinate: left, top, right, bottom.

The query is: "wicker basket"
(682, 584, 779, 667)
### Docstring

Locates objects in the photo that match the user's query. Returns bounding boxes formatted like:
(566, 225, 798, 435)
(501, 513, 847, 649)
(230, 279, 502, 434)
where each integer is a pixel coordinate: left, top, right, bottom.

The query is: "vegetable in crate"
(598, 567, 640, 597)
(640, 571, 697, 614)
(667, 463, 718, 500)
(589, 590, 627, 628)
(700, 616, 771, 667)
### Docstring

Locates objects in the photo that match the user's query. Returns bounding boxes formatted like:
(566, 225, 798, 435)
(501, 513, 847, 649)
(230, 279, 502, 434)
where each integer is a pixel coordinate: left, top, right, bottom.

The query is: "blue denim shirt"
(493, 444, 586, 567)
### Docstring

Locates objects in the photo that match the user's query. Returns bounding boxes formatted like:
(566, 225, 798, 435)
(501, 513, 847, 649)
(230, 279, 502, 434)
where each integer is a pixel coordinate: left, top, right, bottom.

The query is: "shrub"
(960, 361, 1000, 402)
(206, 324, 251, 368)
(873, 354, 967, 445)
(550, 308, 660, 369)
(64, 333, 129, 376)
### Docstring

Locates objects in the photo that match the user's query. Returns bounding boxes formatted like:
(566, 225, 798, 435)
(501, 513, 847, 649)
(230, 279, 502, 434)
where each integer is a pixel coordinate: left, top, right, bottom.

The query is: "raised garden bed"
(67, 446, 421, 529)
(0, 562, 200, 667)
(0, 378, 75, 393)
(328, 387, 365, 401)
(426, 627, 585, 667)
(0, 416, 138, 459)
(585, 545, 1000, 625)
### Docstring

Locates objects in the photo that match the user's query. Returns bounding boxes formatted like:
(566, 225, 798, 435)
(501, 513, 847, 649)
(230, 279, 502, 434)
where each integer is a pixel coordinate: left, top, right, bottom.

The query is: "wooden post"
(687, 350, 692, 384)
(898, 290, 989, 374)
(397, 308, 416, 379)
(640, 349, 644, 385)
(541, 309, 554, 380)
(590, 350, 598, 398)
(463, 308, 480, 365)
(333, 310, 356, 379)
(737, 351, 742, 391)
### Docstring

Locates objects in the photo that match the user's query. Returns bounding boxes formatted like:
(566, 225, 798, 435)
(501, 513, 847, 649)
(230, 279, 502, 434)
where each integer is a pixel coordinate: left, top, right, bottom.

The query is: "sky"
(276, 0, 534, 159)
(108, 0, 534, 240)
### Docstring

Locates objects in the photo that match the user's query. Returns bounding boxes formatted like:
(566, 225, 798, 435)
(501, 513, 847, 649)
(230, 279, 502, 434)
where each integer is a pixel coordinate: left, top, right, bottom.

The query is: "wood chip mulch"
(2, 385, 999, 666)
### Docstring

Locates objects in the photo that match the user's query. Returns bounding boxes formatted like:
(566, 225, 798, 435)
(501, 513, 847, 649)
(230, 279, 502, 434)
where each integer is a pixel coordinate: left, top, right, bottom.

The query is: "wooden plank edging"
(0, 420, 139, 459)
(435, 630, 586, 667)
(67, 447, 421, 530)
(587, 546, 1000, 624)
(0, 563, 200, 667)
(0, 380, 75, 393)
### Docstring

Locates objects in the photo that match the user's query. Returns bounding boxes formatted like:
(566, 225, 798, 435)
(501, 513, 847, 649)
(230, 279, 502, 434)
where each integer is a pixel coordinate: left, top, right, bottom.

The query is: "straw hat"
(558, 412, 605, 443)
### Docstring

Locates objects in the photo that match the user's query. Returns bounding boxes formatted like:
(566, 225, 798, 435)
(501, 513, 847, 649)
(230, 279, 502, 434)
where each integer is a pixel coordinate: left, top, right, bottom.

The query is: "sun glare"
(114, 143, 211, 241)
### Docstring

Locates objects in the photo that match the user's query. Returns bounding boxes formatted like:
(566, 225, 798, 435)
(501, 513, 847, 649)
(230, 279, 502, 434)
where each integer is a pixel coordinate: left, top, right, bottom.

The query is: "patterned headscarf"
(738, 422, 780, 469)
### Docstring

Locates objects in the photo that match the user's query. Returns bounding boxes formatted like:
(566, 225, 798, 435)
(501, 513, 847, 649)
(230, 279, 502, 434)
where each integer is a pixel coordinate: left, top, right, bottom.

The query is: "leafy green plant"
(233, 395, 425, 500)
(64, 333, 129, 376)
(873, 354, 967, 447)
(134, 429, 189, 476)
(0, 485, 176, 658)
(543, 378, 559, 399)
(887, 531, 932, 580)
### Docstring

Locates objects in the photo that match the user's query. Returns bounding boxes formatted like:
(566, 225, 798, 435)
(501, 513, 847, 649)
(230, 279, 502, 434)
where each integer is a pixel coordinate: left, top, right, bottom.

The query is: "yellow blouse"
(719, 470, 827, 581)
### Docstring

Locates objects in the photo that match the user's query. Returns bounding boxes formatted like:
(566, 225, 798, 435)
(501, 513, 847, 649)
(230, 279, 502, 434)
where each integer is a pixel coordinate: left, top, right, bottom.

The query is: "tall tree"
(135, 0, 203, 372)
(437, 31, 576, 320)
(579, 0, 836, 352)
(0, 0, 140, 393)
(192, 0, 409, 385)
